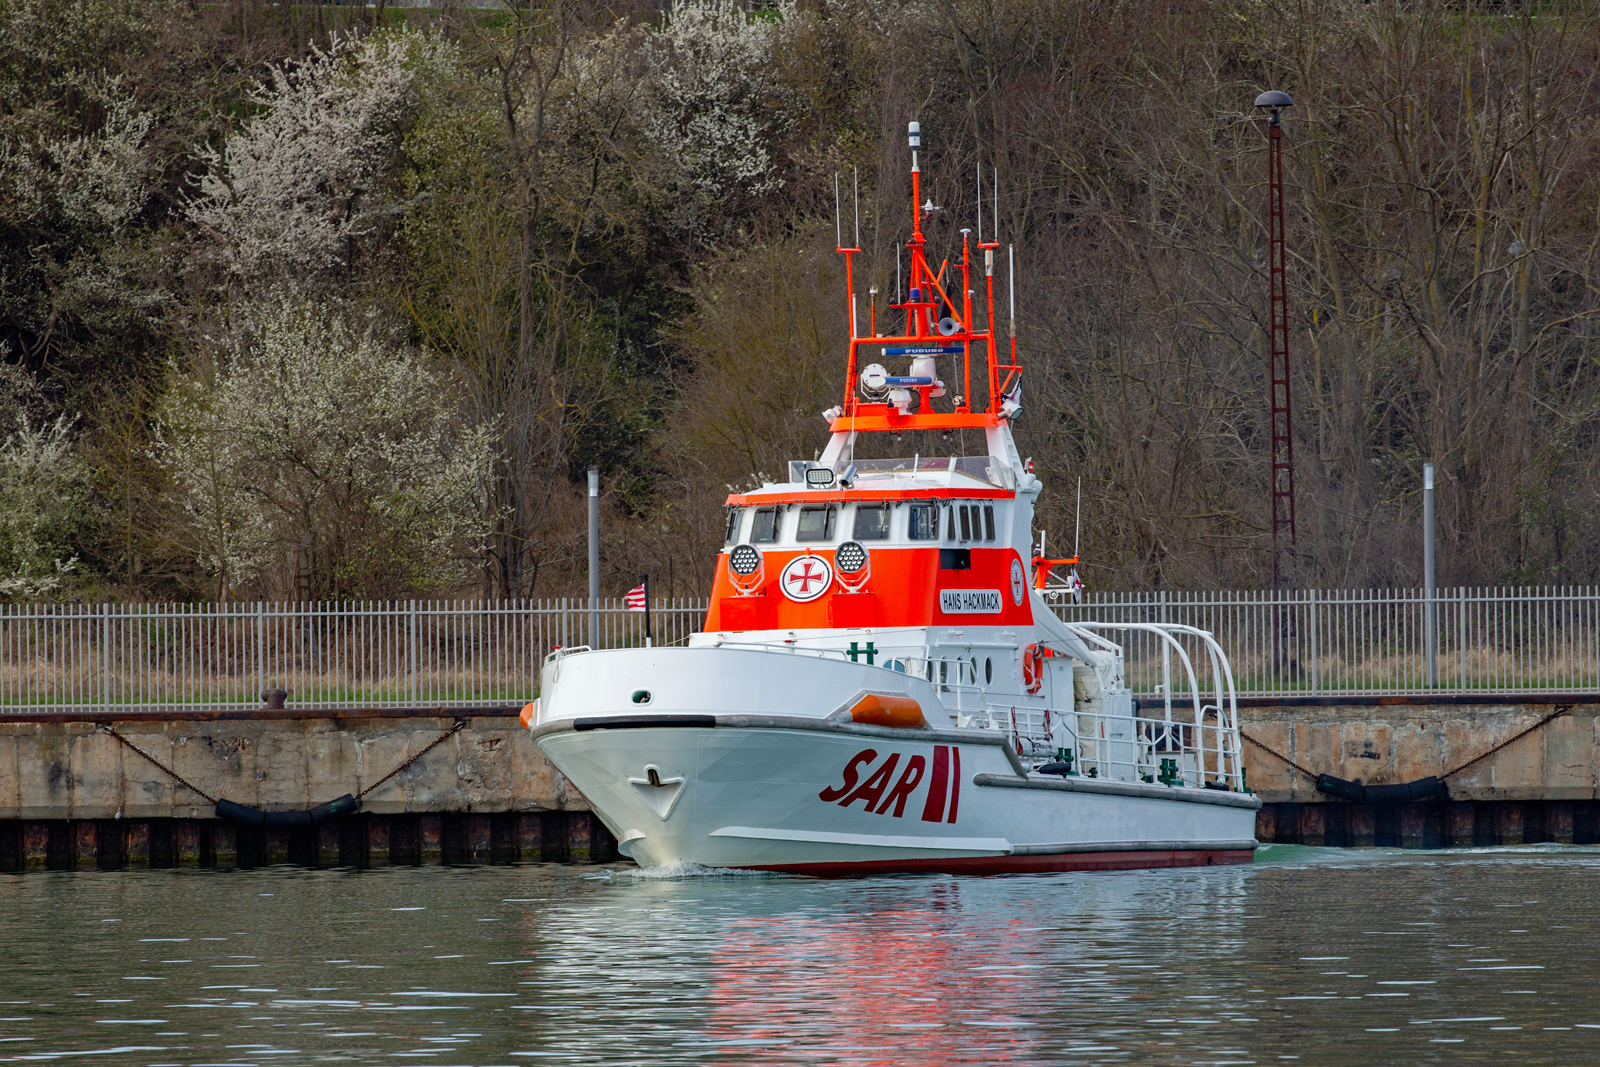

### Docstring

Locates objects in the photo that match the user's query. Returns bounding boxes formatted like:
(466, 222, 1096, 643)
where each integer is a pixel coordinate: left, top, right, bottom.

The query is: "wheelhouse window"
(751, 506, 781, 543)
(796, 504, 837, 542)
(725, 508, 743, 545)
(983, 505, 996, 541)
(853, 504, 890, 540)
(908, 503, 939, 540)
(958, 505, 972, 541)
(945, 505, 957, 542)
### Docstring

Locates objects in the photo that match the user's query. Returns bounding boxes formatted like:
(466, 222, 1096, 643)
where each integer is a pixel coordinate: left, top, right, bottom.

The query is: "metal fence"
(1, 587, 1595, 711)
(0, 599, 708, 712)
(1055, 587, 1600, 697)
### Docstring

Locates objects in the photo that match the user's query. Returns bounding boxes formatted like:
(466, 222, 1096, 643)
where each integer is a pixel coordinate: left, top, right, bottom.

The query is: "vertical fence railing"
(0, 598, 709, 712)
(0, 589, 1597, 710)
(1054, 587, 1600, 697)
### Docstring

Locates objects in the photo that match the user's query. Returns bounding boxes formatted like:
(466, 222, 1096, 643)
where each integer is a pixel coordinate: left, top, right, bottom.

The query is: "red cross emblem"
(780, 555, 834, 603)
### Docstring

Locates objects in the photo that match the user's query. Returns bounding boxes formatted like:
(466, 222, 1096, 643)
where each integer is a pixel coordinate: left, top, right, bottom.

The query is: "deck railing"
(0, 587, 1594, 711)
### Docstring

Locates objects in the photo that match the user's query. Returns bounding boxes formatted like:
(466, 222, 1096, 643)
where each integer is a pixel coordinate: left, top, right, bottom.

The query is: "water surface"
(2, 846, 1598, 1064)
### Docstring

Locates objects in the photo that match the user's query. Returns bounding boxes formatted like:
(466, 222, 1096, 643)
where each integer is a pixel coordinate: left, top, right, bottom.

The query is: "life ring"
(1022, 643, 1048, 693)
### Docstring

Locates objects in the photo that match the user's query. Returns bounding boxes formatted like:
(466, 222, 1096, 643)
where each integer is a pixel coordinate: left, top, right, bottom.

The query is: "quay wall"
(1241, 696, 1600, 847)
(0, 709, 617, 871)
(7, 697, 1600, 867)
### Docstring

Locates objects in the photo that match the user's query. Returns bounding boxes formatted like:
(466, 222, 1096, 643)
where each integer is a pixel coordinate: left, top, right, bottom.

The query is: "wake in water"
(583, 861, 784, 881)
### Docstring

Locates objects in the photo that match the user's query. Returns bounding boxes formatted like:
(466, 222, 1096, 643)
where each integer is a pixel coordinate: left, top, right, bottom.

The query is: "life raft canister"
(1022, 643, 1056, 693)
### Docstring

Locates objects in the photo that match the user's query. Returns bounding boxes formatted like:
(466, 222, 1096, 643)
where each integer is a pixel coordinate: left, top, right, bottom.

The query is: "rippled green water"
(2, 846, 1599, 1065)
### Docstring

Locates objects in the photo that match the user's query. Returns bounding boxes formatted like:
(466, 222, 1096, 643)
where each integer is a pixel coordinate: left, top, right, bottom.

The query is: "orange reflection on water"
(703, 889, 1040, 1064)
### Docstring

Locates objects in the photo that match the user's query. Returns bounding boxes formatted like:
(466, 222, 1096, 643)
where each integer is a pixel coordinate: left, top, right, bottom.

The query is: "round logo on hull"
(1011, 557, 1027, 605)
(780, 555, 834, 602)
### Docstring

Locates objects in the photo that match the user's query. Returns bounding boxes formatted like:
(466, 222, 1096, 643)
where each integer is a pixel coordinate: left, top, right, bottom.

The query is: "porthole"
(985, 657, 993, 684)
(631, 690, 652, 705)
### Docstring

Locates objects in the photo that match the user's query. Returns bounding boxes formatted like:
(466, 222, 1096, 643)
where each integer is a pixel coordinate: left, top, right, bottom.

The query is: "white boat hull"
(533, 715, 1258, 876)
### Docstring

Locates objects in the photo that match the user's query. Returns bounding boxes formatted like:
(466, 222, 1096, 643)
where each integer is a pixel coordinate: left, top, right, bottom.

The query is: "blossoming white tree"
(187, 29, 456, 287)
(154, 299, 496, 599)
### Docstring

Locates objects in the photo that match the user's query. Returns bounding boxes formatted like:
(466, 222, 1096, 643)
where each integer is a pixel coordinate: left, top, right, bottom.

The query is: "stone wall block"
(1539, 715, 1593, 799)
(166, 730, 220, 818)
(1393, 719, 1446, 786)
(306, 723, 356, 807)
(251, 726, 310, 813)
(65, 727, 104, 820)
(352, 733, 420, 814)
(1489, 715, 1547, 801)
(1291, 723, 1341, 802)
(0, 729, 20, 819)
(18, 727, 74, 820)
(1337, 722, 1394, 784)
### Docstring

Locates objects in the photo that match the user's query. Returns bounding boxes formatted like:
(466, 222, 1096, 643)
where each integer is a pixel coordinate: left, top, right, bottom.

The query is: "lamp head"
(1254, 90, 1293, 126)
(908, 121, 921, 150)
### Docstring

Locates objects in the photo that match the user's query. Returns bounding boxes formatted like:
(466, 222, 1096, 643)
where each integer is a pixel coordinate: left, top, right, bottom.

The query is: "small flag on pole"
(625, 575, 653, 646)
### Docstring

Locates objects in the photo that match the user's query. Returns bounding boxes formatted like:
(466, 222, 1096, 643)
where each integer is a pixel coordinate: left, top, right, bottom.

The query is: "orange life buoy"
(1022, 643, 1045, 693)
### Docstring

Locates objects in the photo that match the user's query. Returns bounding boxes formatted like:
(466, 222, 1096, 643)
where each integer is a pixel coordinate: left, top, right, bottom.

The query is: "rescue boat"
(523, 123, 1260, 875)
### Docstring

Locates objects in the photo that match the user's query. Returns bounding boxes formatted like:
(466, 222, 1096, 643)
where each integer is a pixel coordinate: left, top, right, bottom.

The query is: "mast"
(829, 123, 1021, 445)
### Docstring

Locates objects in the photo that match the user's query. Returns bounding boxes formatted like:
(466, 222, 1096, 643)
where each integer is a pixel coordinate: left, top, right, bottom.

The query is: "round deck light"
(729, 543, 761, 577)
(836, 540, 869, 575)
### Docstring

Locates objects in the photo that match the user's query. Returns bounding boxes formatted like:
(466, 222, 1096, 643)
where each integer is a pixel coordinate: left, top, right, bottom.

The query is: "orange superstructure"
(703, 122, 1048, 644)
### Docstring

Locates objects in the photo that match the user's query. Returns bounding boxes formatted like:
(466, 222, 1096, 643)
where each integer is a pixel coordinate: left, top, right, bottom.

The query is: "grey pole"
(588, 469, 600, 648)
(1424, 462, 1436, 687)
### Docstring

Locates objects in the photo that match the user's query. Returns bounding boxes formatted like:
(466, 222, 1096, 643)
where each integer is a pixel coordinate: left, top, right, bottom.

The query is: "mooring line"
(356, 719, 469, 800)
(1240, 705, 1574, 787)
(1439, 705, 1571, 781)
(97, 717, 470, 810)
(1237, 729, 1318, 779)
(97, 723, 218, 804)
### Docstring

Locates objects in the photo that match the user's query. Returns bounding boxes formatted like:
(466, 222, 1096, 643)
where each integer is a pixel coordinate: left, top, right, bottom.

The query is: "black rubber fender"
(215, 794, 360, 829)
(1316, 774, 1447, 804)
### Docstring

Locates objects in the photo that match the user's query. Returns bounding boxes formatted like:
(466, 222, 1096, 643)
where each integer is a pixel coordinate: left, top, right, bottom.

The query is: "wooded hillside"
(1, 0, 1596, 600)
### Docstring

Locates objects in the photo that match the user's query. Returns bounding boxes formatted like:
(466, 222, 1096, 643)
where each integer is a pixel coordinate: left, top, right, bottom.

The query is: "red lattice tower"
(1257, 91, 1296, 589)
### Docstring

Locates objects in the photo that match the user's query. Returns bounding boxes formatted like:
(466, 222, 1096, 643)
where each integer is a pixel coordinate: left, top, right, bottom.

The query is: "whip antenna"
(1008, 244, 1016, 338)
(1075, 477, 1082, 557)
(834, 173, 842, 248)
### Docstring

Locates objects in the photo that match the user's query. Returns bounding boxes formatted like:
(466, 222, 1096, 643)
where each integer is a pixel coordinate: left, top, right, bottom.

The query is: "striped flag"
(625, 582, 648, 611)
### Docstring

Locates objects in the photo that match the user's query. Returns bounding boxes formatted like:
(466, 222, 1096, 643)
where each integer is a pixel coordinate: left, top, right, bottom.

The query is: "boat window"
(853, 504, 890, 541)
(984, 505, 996, 541)
(985, 657, 993, 684)
(945, 506, 957, 542)
(796, 504, 837, 542)
(751, 506, 781, 543)
(908, 503, 939, 540)
(725, 508, 743, 545)
(958, 505, 972, 542)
